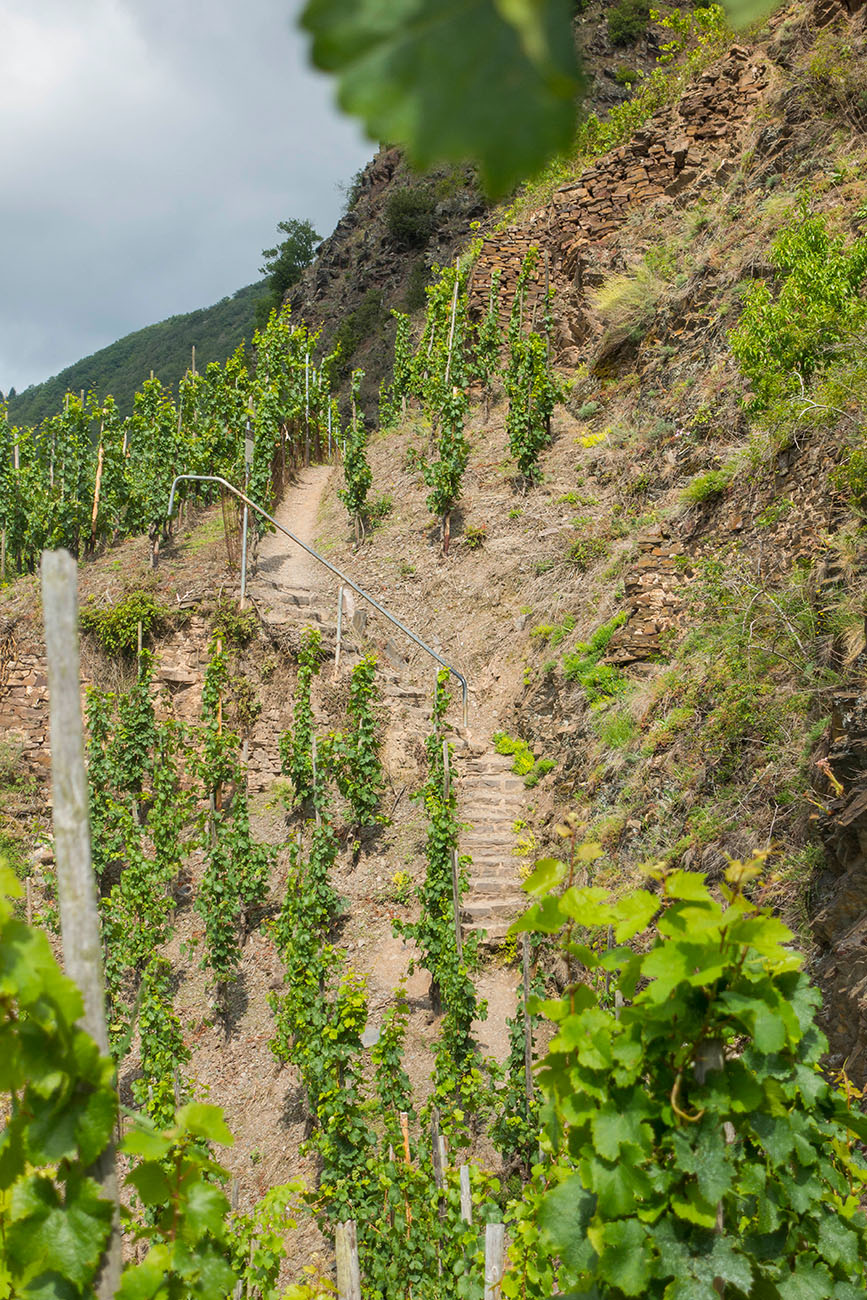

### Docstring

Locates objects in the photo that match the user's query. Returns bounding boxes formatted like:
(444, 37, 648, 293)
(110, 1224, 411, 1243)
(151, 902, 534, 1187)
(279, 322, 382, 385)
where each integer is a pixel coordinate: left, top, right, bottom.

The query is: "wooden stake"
(459, 1165, 472, 1224)
(399, 1111, 411, 1164)
(40, 549, 122, 1300)
(431, 1109, 444, 1191)
(311, 734, 321, 828)
(444, 264, 460, 389)
(484, 1223, 506, 1300)
(334, 586, 344, 678)
(335, 1221, 361, 1300)
(90, 440, 105, 550)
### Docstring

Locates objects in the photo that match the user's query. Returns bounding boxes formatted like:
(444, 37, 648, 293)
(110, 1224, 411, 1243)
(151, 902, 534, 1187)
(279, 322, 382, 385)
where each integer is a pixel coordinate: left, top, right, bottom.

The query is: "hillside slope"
(3, 0, 867, 1289)
(6, 280, 266, 424)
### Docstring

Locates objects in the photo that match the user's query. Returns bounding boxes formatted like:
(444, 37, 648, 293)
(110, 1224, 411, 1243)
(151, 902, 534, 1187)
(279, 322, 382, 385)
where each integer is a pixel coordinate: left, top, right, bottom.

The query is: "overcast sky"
(0, 0, 372, 394)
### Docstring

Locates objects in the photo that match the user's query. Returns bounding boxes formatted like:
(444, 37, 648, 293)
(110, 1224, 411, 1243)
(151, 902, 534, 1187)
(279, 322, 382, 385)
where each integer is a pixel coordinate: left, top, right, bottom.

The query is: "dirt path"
(255, 464, 335, 593)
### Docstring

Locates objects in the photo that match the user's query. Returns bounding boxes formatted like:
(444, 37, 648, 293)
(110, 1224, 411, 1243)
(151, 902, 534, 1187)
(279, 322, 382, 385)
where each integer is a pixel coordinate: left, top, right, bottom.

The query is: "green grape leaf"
(816, 1212, 861, 1270)
(116, 1245, 173, 1300)
(176, 1103, 234, 1146)
(670, 1183, 718, 1229)
(581, 1152, 650, 1217)
(127, 1160, 172, 1207)
(610, 889, 659, 941)
(521, 856, 569, 897)
(8, 1174, 113, 1289)
(590, 1101, 653, 1160)
(536, 1173, 596, 1272)
(75, 1086, 118, 1168)
(725, 0, 781, 25)
(180, 1182, 231, 1244)
(122, 1124, 173, 1161)
(587, 1217, 652, 1295)
(300, 0, 583, 196)
(776, 1258, 835, 1300)
(663, 871, 714, 902)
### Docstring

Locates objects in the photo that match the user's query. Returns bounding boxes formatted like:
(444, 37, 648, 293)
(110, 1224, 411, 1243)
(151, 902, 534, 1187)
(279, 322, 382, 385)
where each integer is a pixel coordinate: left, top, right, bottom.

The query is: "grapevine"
(422, 385, 469, 554)
(338, 369, 372, 544)
(505, 248, 560, 487)
(278, 625, 323, 806)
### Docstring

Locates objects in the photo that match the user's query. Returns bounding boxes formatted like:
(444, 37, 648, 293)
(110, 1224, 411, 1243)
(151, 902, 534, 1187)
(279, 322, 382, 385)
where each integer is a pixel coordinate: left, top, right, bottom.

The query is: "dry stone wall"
(468, 47, 769, 322)
(606, 528, 688, 666)
(0, 610, 285, 795)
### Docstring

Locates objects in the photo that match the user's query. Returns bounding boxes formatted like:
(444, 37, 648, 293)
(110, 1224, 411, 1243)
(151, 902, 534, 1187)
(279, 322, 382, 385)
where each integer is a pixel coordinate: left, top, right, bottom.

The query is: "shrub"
(333, 290, 387, 372)
(385, 188, 437, 249)
(80, 589, 169, 656)
(493, 732, 557, 787)
(729, 212, 867, 411)
(366, 494, 393, 528)
(615, 64, 640, 86)
(803, 23, 867, 130)
(212, 597, 258, 647)
(608, 0, 650, 46)
(404, 259, 430, 311)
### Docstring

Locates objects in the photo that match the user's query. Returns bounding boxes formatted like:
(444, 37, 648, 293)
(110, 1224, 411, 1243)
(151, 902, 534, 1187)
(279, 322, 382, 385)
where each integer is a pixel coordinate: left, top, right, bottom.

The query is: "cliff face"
(288, 147, 487, 411)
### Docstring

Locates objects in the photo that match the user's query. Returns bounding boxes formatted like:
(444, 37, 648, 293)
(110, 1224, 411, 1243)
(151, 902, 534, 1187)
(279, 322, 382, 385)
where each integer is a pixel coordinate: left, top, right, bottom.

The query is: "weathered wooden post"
(484, 1223, 506, 1300)
(335, 1220, 361, 1300)
(41, 548, 122, 1300)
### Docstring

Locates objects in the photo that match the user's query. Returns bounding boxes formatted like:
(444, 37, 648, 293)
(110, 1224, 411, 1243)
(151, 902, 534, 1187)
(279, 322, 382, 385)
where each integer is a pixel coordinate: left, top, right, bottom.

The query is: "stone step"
(467, 875, 522, 897)
(462, 833, 516, 847)
(462, 898, 524, 919)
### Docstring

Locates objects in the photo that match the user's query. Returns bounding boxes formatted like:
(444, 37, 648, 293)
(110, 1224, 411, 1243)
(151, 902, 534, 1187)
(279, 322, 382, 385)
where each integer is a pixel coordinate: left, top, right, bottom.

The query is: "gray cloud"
(0, 0, 371, 393)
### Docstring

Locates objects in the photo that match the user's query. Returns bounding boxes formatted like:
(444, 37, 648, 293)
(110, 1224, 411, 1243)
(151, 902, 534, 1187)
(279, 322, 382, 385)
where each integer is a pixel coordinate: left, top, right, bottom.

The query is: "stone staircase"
(456, 750, 527, 944)
(246, 566, 527, 943)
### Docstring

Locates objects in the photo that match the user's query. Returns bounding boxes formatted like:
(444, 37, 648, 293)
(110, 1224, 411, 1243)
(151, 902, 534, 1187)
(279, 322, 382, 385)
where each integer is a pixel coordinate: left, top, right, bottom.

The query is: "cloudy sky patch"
(0, 0, 371, 393)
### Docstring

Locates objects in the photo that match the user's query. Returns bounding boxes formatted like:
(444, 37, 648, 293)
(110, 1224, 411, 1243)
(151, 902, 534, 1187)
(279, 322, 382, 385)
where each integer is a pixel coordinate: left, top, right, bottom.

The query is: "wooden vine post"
(484, 1223, 506, 1300)
(335, 1221, 361, 1300)
(40, 548, 122, 1300)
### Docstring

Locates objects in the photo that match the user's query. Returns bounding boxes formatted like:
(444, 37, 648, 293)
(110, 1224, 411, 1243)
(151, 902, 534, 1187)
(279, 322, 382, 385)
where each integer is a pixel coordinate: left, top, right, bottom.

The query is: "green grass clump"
(493, 732, 557, 787)
(594, 709, 638, 749)
(566, 538, 609, 571)
(530, 614, 576, 646)
(562, 614, 629, 704)
(680, 468, 733, 504)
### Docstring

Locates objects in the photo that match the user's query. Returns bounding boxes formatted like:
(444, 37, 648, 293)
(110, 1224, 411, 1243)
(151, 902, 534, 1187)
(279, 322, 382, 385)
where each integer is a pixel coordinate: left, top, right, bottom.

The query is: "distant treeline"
(6, 281, 267, 427)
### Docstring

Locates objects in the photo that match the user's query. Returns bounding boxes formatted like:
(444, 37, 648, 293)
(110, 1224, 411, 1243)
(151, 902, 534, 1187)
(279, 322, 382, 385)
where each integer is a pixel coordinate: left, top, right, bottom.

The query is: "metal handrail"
(166, 474, 469, 725)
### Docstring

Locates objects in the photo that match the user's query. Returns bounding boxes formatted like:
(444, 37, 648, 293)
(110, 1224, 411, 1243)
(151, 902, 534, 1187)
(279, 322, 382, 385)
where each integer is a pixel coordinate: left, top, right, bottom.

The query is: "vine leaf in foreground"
(300, 0, 583, 195)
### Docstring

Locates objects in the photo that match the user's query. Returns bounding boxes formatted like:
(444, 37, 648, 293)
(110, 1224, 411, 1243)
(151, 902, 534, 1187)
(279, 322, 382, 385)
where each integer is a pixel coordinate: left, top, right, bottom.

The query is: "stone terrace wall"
(468, 46, 769, 320)
(0, 612, 285, 796)
(606, 528, 688, 666)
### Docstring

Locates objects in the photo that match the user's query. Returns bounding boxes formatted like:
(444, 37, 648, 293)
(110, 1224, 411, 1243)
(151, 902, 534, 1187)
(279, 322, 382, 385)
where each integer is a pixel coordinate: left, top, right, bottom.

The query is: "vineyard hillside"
(4, 0, 867, 1293)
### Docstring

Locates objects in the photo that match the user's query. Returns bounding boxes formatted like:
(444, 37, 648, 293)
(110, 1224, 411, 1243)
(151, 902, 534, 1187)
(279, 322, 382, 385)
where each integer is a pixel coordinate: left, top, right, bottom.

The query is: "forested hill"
(6, 279, 266, 426)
